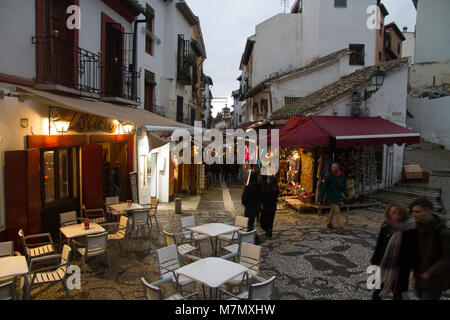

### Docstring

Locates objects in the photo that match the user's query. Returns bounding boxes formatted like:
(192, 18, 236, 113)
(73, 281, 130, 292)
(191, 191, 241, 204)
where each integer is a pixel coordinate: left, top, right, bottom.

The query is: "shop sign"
(50, 107, 118, 133)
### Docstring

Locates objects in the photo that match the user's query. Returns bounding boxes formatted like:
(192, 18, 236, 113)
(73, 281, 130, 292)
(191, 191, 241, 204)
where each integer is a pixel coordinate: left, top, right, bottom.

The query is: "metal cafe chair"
(218, 275, 276, 300)
(163, 230, 202, 259)
(220, 229, 256, 259)
(180, 216, 209, 254)
(104, 216, 130, 256)
(73, 232, 111, 275)
(0, 241, 21, 300)
(217, 216, 249, 248)
(130, 209, 151, 239)
(141, 277, 200, 300)
(105, 196, 120, 217)
(223, 242, 262, 291)
(81, 205, 108, 224)
(18, 229, 56, 268)
(148, 197, 160, 232)
(156, 245, 195, 293)
(24, 245, 73, 300)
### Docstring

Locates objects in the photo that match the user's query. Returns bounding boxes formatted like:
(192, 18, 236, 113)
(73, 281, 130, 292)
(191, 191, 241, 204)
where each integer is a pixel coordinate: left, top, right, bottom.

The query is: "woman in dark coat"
(370, 202, 418, 300)
(241, 171, 262, 243)
(260, 176, 279, 237)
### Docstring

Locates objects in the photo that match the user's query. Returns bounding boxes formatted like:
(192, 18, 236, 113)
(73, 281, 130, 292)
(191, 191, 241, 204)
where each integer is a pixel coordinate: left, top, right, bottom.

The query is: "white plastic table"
(189, 223, 239, 256)
(176, 257, 248, 300)
(0, 256, 28, 279)
(109, 203, 143, 216)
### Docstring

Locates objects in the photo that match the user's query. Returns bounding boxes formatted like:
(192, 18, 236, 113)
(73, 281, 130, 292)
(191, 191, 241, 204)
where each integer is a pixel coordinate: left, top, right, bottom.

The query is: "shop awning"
(279, 117, 330, 148)
(279, 116, 421, 148)
(311, 116, 421, 148)
(16, 86, 192, 129)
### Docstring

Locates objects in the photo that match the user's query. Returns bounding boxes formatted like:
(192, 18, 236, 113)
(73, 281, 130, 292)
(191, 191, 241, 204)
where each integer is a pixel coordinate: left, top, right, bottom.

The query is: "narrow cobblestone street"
(27, 176, 449, 300)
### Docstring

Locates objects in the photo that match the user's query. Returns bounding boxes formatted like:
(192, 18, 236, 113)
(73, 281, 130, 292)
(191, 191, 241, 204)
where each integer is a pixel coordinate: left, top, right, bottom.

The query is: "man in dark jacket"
(242, 171, 262, 243)
(319, 162, 349, 233)
(411, 198, 450, 300)
(109, 161, 122, 197)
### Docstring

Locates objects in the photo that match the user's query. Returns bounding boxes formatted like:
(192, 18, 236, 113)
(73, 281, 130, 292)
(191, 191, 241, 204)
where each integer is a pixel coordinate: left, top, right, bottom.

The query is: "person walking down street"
(260, 176, 279, 238)
(410, 198, 450, 300)
(370, 202, 418, 300)
(109, 161, 122, 197)
(319, 162, 349, 233)
(241, 171, 262, 244)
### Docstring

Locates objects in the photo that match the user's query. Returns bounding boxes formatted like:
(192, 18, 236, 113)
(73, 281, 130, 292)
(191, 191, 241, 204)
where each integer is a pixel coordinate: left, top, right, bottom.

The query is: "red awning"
(279, 116, 330, 148)
(311, 116, 421, 148)
(278, 116, 421, 148)
(235, 121, 260, 131)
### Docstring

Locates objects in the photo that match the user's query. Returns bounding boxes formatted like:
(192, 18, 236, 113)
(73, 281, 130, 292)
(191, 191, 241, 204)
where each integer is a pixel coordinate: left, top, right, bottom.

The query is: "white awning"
(15, 86, 192, 129)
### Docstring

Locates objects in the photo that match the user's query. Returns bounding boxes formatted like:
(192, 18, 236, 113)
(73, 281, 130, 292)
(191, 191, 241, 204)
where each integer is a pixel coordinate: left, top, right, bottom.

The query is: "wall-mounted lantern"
(365, 67, 386, 100)
(54, 119, 70, 133)
(121, 123, 134, 134)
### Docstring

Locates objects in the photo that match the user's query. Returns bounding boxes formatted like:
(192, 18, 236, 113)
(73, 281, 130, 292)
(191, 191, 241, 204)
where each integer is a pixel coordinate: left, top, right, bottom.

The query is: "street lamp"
(365, 67, 386, 100)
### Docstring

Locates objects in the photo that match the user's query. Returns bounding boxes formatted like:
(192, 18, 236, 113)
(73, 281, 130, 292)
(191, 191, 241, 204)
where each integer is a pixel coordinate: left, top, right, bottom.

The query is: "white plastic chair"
(141, 277, 200, 300)
(24, 245, 73, 300)
(219, 275, 276, 300)
(74, 232, 111, 275)
(156, 245, 194, 291)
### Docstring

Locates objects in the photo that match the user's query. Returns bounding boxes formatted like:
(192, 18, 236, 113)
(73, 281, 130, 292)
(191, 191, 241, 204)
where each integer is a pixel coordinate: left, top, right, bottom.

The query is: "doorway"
(40, 146, 80, 238)
(99, 142, 128, 202)
(44, 0, 75, 87)
(104, 22, 123, 97)
(177, 96, 184, 123)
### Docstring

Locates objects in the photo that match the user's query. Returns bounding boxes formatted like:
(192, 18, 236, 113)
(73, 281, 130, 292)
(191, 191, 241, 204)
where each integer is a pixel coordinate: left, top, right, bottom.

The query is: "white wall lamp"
(121, 122, 135, 134)
(53, 119, 70, 133)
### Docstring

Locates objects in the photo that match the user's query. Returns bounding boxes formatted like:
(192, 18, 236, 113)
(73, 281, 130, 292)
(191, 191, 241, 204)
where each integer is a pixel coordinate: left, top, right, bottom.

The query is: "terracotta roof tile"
(271, 57, 410, 120)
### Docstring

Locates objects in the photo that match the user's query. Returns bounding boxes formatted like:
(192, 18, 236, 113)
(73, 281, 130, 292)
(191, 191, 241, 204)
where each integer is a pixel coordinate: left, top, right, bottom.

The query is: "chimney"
(403, 26, 408, 32)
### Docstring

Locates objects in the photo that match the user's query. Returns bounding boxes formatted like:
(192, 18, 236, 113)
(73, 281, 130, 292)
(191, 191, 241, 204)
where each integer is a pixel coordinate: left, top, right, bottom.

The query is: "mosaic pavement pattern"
(23, 183, 449, 300)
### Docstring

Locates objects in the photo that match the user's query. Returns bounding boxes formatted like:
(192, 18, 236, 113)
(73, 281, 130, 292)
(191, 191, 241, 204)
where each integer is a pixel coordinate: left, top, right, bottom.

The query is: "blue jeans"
(417, 290, 442, 300)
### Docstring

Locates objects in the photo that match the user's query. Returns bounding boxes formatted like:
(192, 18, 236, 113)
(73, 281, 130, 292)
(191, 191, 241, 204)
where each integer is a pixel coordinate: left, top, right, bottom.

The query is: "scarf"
(379, 218, 416, 298)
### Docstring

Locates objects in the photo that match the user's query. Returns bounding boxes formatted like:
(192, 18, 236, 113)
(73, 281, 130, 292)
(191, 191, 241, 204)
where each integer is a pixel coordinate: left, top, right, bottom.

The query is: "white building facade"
(237, 0, 384, 123)
(407, 0, 450, 150)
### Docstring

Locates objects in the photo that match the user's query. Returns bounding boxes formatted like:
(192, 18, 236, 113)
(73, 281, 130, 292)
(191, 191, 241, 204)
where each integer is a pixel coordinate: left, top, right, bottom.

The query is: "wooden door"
(105, 23, 123, 96)
(4, 150, 41, 249)
(45, 0, 75, 86)
(82, 145, 103, 210)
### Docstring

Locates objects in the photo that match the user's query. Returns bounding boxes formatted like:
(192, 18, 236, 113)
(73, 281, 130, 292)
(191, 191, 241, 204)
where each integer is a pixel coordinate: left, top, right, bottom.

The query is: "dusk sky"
(185, 0, 417, 115)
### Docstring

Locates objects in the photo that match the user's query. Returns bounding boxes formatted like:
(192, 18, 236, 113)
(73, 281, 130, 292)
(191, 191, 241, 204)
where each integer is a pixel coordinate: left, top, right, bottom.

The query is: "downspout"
(133, 18, 147, 102)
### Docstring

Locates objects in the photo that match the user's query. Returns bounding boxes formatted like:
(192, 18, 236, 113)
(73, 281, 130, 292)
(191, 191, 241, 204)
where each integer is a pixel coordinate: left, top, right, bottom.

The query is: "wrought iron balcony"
(103, 62, 140, 103)
(32, 36, 101, 94)
(154, 105, 166, 117)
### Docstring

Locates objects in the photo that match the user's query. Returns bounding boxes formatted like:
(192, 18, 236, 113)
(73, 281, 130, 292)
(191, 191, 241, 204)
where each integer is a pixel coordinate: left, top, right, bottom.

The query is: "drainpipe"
(133, 18, 147, 102)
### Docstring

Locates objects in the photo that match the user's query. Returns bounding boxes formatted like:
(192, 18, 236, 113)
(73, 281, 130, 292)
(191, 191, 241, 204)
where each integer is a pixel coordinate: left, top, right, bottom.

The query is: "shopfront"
(277, 115, 421, 204)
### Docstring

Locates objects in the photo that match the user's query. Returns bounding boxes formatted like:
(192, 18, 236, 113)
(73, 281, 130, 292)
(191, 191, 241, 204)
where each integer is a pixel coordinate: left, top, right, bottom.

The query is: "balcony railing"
(103, 62, 140, 103)
(154, 105, 166, 118)
(33, 36, 101, 94)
